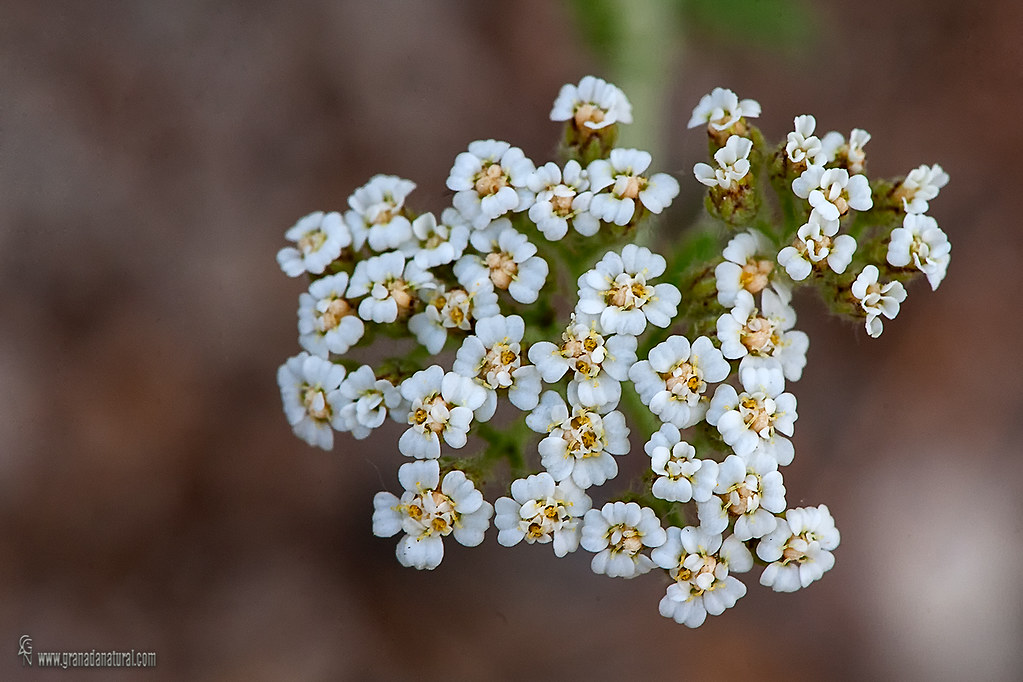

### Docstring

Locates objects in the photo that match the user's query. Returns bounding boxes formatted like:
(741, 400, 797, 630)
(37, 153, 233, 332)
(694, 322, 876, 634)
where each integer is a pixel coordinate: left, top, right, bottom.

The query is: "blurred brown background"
(1, 1, 1021, 680)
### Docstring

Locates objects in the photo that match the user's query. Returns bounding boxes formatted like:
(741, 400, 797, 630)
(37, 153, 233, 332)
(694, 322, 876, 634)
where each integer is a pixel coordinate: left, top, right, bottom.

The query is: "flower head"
(629, 335, 730, 429)
(494, 472, 592, 556)
(652, 526, 753, 627)
(850, 265, 907, 338)
(777, 208, 857, 280)
(527, 160, 599, 240)
(697, 452, 786, 539)
(347, 251, 434, 324)
(581, 501, 666, 578)
(400, 208, 470, 269)
(452, 314, 541, 421)
(785, 115, 823, 167)
(373, 460, 493, 570)
(716, 289, 809, 382)
(446, 139, 535, 229)
(886, 213, 951, 290)
(526, 391, 629, 489)
(277, 352, 347, 450)
(792, 166, 873, 221)
(528, 316, 636, 410)
(344, 175, 416, 252)
(643, 424, 719, 504)
(693, 135, 753, 190)
(407, 267, 500, 354)
(688, 87, 761, 141)
(715, 229, 790, 307)
(336, 365, 405, 440)
(297, 272, 364, 357)
(707, 365, 798, 466)
(757, 504, 840, 592)
(550, 75, 633, 134)
(894, 163, 949, 214)
(277, 211, 351, 277)
(398, 365, 487, 459)
(458, 219, 549, 304)
(576, 244, 681, 336)
(587, 149, 679, 226)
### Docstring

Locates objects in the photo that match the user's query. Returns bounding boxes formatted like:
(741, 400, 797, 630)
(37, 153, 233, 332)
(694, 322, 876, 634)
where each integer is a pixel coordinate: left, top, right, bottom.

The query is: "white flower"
(777, 208, 858, 280)
(398, 365, 487, 459)
(277, 352, 347, 450)
(452, 314, 541, 421)
(792, 166, 873, 221)
(886, 213, 951, 290)
(372, 460, 493, 570)
(576, 244, 681, 336)
(707, 365, 798, 466)
(716, 289, 809, 382)
(715, 229, 790, 307)
(687, 87, 761, 132)
(819, 128, 870, 174)
(344, 175, 416, 252)
(407, 270, 500, 354)
(446, 139, 535, 229)
(277, 211, 351, 277)
(526, 391, 629, 489)
(785, 115, 823, 166)
(399, 208, 470, 269)
(550, 75, 633, 132)
(297, 272, 364, 357)
(458, 219, 549, 304)
(336, 365, 405, 440)
(652, 526, 752, 628)
(629, 335, 730, 429)
(895, 163, 949, 214)
(528, 316, 636, 410)
(494, 472, 592, 556)
(527, 160, 599, 240)
(693, 135, 753, 190)
(587, 149, 680, 226)
(347, 251, 433, 324)
(851, 265, 908, 338)
(757, 504, 840, 592)
(697, 452, 786, 539)
(580, 501, 667, 579)
(643, 424, 719, 504)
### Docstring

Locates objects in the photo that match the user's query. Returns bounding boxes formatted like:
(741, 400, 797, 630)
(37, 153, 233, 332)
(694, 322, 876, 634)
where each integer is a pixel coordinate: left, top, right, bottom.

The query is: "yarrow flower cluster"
(276, 77, 950, 626)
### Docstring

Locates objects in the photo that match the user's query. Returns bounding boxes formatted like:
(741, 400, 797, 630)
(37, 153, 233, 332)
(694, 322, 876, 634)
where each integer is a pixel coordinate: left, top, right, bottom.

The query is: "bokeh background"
(2, 1, 1021, 679)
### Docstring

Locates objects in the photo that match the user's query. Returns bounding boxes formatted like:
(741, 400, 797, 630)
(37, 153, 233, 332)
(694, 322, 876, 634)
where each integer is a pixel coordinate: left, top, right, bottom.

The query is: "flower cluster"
(276, 77, 949, 626)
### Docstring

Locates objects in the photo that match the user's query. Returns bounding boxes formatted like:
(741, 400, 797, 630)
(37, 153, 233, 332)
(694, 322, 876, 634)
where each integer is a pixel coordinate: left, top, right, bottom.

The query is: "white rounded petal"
(397, 534, 444, 570)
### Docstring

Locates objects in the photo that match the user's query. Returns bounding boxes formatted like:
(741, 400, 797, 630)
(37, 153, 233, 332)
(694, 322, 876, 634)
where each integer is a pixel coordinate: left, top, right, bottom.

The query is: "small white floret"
(298, 272, 364, 357)
(693, 135, 753, 190)
(757, 504, 840, 592)
(576, 244, 681, 336)
(446, 140, 536, 229)
(851, 265, 908, 338)
(494, 472, 592, 556)
(343, 175, 416, 252)
(581, 501, 666, 579)
(687, 87, 761, 132)
(886, 213, 951, 290)
(277, 352, 347, 450)
(550, 75, 633, 131)
(277, 211, 351, 277)
(372, 460, 493, 570)
(651, 526, 752, 627)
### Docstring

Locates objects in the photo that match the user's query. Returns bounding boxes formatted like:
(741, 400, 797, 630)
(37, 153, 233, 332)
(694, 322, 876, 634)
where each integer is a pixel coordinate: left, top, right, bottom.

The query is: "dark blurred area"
(1, 1, 1021, 680)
